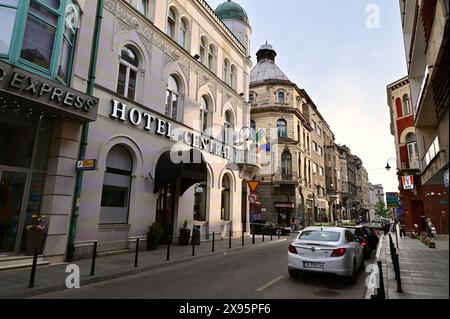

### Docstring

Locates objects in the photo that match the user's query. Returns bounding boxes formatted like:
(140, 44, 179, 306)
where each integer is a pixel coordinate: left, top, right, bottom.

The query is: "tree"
(375, 200, 390, 218)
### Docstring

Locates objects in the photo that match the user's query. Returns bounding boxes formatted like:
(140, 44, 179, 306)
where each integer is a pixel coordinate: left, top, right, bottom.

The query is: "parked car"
(288, 227, 364, 284)
(340, 225, 377, 259)
(251, 220, 291, 235)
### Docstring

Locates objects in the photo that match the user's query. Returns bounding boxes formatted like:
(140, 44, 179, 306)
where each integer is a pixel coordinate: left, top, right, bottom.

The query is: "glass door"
(0, 170, 27, 254)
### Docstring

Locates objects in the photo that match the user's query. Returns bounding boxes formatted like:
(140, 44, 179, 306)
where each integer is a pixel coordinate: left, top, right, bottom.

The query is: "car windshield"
(299, 230, 341, 242)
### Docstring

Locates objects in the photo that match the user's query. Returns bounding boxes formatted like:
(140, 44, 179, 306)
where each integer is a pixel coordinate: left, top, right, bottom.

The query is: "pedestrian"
(426, 218, 434, 238)
(400, 222, 406, 238)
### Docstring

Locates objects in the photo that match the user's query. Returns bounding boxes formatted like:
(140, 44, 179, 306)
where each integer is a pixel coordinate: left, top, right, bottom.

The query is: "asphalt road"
(34, 236, 373, 299)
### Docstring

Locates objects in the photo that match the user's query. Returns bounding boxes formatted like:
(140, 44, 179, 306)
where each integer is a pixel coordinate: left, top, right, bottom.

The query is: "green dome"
(215, 0, 249, 24)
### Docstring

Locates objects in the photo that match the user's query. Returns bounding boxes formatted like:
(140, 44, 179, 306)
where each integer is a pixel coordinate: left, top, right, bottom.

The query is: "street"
(33, 235, 373, 299)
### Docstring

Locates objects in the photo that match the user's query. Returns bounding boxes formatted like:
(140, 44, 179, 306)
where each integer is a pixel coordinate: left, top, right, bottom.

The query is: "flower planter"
(179, 228, 191, 246)
(147, 232, 160, 250)
(25, 230, 46, 256)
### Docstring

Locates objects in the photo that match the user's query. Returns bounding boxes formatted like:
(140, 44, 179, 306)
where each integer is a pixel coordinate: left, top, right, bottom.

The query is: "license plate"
(303, 262, 324, 269)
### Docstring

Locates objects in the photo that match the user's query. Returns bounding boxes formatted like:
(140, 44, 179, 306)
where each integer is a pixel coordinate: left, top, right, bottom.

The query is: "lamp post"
(385, 158, 398, 172)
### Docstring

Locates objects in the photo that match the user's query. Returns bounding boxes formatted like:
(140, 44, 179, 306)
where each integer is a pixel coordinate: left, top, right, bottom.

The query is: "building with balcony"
(373, 184, 385, 204)
(398, 1, 448, 220)
(388, 76, 448, 234)
(324, 129, 342, 223)
(249, 43, 314, 227)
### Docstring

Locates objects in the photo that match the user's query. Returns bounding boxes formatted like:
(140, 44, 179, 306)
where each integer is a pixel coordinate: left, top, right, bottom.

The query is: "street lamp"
(385, 158, 398, 171)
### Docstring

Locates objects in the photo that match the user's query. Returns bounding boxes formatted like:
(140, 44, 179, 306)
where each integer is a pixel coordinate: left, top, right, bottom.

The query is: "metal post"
(242, 228, 244, 246)
(28, 248, 38, 288)
(395, 227, 399, 249)
(229, 229, 232, 249)
(212, 232, 215, 252)
(252, 228, 255, 244)
(377, 260, 386, 299)
(134, 238, 140, 267)
(271, 230, 273, 241)
(393, 253, 402, 293)
(90, 241, 97, 276)
(166, 235, 171, 261)
(192, 235, 195, 256)
(262, 227, 265, 242)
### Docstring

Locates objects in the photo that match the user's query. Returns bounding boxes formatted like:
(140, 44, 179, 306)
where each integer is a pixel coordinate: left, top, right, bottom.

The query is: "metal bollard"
(262, 228, 265, 243)
(90, 241, 97, 276)
(212, 232, 215, 252)
(395, 229, 399, 249)
(229, 230, 232, 249)
(377, 260, 386, 299)
(271, 230, 273, 241)
(134, 238, 140, 267)
(28, 247, 39, 288)
(166, 235, 171, 261)
(252, 230, 255, 244)
(192, 237, 195, 256)
(242, 228, 245, 246)
(393, 253, 403, 293)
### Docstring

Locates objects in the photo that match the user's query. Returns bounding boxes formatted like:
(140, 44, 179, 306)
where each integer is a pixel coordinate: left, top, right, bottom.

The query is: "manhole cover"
(313, 289, 341, 298)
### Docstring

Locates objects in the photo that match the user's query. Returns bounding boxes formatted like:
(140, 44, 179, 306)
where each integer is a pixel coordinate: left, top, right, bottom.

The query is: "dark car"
(340, 225, 375, 259)
(251, 220, 291, 236)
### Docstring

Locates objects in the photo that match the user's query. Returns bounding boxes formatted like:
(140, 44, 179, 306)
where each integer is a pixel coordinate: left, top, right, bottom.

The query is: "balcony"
(273, 174, 299, 185)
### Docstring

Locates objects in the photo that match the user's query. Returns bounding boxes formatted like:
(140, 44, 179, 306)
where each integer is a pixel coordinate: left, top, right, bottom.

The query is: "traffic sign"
(248, 194, 258, 204)
(247, 181, 260, 193)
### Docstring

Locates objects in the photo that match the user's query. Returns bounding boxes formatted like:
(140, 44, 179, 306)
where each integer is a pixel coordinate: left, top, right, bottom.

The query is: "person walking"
(426, 218, 434, 239)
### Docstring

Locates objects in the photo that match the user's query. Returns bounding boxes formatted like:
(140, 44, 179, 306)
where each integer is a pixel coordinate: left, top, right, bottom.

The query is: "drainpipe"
(66, 0, 104, 261)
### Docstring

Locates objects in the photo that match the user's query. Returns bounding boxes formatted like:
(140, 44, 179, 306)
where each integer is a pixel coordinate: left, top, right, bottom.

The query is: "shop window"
(165, 75, 180, 120)
(199, 96, 209, 132)
(221, 175, 231, 221)
(1, 0, 78, 83)
(117, 46, 139, 100)
(100, 145, 133, 225)
(277, 119, 287, 138)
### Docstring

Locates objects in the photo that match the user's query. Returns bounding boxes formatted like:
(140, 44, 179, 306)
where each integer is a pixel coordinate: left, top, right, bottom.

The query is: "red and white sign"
(402, 175, 414, 190)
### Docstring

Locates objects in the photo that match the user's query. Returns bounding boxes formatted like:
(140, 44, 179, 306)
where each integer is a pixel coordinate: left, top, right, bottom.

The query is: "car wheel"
(288, 268, 301, 278)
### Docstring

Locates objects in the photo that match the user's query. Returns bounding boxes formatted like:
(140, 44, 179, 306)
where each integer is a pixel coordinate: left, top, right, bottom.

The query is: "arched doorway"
(154, 149, 208, 243)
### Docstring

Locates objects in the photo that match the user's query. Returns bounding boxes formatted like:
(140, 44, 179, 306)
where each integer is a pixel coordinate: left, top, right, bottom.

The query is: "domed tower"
(215, 0, 252, 53)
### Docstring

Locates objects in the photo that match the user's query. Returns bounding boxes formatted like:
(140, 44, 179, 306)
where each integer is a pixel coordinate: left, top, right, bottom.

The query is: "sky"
(208, 0, 408, 193)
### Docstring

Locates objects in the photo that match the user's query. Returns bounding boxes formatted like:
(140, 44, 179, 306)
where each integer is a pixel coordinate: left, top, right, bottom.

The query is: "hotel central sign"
(110, 99, 235, 160)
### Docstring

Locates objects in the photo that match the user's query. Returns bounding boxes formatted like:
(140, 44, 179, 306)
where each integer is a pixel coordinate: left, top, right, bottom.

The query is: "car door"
(345, 230, 362, 265)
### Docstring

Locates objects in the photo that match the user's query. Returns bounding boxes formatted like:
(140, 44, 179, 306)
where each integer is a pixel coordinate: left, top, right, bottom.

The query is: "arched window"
(166, 75, 180, 120)
(178, 18, 187, 48)
(208, 44, 215, 70)
(406, 132, 419, 168)
(277, 92, 285, 104)
(403, 94, 411, 115)
(167, 8, 176, 39)
(224, 111, 234, 145)
(221, 175, 231, 221)
(281, 151, 292, 177)
(100, 145, 133, 224)
(199, 37, 206, 64)
(277, 119, 287, 138)
(199, 96, 209, 132)
(117, 46, 139, 100)
(223, 59, 229, 84)
(230, 64, 237, 89)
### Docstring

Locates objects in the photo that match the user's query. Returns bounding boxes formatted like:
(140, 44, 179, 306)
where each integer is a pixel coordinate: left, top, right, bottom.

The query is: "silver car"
(288, 227, 364, 283)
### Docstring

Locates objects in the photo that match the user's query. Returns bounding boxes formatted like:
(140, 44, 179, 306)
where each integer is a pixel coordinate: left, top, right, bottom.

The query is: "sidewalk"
(374, 233, 449, 299)
(0, 234, 289, 299)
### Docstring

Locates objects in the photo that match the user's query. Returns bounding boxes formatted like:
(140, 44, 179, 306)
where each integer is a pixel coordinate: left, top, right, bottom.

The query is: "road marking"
(256, 276, 284, 292)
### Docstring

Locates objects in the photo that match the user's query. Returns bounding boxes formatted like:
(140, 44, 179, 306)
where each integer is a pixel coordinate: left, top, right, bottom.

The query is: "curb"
(4, 238, 288, 299)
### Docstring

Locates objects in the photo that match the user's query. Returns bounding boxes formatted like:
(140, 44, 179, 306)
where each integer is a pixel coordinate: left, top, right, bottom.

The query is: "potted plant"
(24, 215, 47, 256)
(147, 222, 163, 250)
(178, 220, 191, 246)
